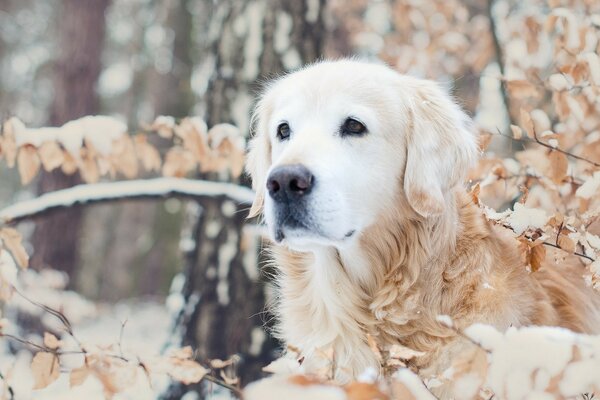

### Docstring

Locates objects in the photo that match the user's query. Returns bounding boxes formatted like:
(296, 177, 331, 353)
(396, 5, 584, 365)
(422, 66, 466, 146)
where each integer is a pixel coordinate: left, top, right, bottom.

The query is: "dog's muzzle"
(266, 164, 315, 241)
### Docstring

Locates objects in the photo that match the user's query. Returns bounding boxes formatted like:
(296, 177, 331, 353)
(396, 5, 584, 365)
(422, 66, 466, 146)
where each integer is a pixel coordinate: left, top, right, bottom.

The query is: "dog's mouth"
(273, 211, 356, 244)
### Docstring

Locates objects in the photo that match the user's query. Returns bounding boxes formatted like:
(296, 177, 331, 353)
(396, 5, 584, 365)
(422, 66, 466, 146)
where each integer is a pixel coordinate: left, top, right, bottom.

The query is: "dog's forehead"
(264, 62, 401, 116)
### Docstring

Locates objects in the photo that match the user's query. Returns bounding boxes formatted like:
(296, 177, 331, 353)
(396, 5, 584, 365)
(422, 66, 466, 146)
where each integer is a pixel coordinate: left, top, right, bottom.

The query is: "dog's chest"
(276, 247, 381, 378)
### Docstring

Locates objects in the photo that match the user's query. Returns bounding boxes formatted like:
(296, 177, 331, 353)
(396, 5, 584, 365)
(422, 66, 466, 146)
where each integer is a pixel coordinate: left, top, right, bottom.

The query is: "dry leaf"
(43, 332, 62, 349)
(478, 133, 493, 151)
(510, 125, 523, 140)
(557, 235, 576, 254)
(519, 109, 535, 137)
(79, 144, 100, 183)
(31, 352, 60, 390)
(17, 145, 40, 184)
(547, 151, 568, 184)
(38, 142, 65, 172)
(530, 244, 546, 272)
(1, 118, 18, 167)
(506, 80, 539, 99)
(345, 382, 389, 400)
(61, 151, 78, 175)
(134, 134, 161, 172)
(168, 359, 209, 385)
(110, 136, 138, 178)
(0, 227, 29, 268)
(69, 366, 90, 387)
(162, 148, 197, 177)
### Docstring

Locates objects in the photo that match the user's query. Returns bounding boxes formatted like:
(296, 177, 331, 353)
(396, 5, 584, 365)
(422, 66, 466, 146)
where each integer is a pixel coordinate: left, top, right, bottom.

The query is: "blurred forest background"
(1, 0, 599, 398)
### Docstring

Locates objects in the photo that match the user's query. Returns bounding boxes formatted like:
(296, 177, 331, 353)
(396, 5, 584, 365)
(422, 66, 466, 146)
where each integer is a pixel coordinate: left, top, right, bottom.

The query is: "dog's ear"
(245, 98, 273, 218)
(403, 81, 478, 218)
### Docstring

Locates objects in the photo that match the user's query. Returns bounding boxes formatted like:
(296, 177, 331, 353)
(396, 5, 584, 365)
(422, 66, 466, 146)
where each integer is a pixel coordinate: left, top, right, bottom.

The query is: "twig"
(13, 287, 74, 337)
(541, 240, 595, 263)
(0, 370, 15, 400)
(493, 128, 600, 169)
(532, 129, 600, 168)
(1, 332, 242, 397)
(203, 374, 243, 398)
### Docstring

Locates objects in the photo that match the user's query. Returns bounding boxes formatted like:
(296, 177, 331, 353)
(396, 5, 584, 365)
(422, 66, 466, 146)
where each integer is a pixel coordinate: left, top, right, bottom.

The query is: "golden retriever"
(245, 59, 600, 384)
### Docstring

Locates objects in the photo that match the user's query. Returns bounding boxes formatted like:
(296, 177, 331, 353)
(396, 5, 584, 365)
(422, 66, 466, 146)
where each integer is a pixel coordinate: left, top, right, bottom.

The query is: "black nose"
(267, 164, 314, 202)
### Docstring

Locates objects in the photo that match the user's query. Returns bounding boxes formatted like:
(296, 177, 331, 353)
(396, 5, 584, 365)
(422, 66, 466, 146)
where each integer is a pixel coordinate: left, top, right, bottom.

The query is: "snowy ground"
(1, 278, 232, 399)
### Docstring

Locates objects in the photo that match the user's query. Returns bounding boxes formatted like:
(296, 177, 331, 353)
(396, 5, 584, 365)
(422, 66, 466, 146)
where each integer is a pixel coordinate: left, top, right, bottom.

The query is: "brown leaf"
(210, 358, 235, 369)
(17, 145, 40, 185)
(61, 151, 78, 175)
(345, 382, 389, 400)
(547, 151, 568, 184)
(0, 227, 29, 268)
(134, 134, 161, 172)
(31, 352, 60, 390)
(520, 109, 535, 138)
(38, 142, 65, 172)
(175, 118, 210, 162)
(506, 80, 539, 99)
(43, 332, 62, 349)
(1, 118, 19, 167)
(69, 366, 90, 387)
(510, 125, 524, 140)
(162, 148, 197, 177)
(557, 235, 576, 254)
(167, 359, 209, 385)
(390, 380, 417, 400)
(530, 244, 546, 272)
(79, 144, 100, 183)
(110, 136, 138, 179)
(478, 133, 493, 151)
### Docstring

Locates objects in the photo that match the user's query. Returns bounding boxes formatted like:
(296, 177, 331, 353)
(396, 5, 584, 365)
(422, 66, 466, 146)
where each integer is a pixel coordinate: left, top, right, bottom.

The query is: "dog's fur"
(245, 60, 600, 382)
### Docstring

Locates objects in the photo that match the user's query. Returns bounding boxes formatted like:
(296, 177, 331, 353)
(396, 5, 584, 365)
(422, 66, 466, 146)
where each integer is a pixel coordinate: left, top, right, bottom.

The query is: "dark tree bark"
(164, 1, 326, 398)
(31, 0, 110, 278)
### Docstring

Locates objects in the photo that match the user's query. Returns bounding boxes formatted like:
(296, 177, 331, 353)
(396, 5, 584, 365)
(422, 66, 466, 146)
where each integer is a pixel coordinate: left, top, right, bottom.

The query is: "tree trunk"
(164, 1, 326, 397)
(31, 0, 109, 279)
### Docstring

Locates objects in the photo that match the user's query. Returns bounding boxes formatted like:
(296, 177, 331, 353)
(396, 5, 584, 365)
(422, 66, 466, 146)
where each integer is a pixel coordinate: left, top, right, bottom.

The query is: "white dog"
(246, 59, 600, 385)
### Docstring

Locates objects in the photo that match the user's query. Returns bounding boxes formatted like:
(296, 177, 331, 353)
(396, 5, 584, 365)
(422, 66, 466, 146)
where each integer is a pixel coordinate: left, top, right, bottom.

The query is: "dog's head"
(246, 60, 478, 251)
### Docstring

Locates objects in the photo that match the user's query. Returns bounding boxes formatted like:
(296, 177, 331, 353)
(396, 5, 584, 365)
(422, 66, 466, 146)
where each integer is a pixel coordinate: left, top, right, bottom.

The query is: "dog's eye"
(341, 118, 367, 136)
(277, 123, 291, 141)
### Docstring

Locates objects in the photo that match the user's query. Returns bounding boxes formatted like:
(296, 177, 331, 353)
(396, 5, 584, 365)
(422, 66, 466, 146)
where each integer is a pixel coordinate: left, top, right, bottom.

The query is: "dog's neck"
(271, 189, 494, 377)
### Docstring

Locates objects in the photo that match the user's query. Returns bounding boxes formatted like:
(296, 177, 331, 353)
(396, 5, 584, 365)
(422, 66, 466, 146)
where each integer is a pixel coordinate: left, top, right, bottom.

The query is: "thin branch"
(0, 370, 14, 400)
(493, 128, 600, 169)
(532, 129, 600, 168)
(203, 374, 243, 398)
(1, 330, 243, 398)
(0, 177, 255, 224)
(541, 240, 595, 263)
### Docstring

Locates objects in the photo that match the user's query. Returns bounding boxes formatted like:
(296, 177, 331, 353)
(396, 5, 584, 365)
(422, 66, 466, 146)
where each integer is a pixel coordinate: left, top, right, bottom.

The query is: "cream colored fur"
(245, 60, 600, 384)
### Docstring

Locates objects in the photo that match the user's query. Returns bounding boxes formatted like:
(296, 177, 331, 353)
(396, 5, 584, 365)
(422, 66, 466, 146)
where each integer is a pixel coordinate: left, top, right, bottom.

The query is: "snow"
(506, 203, 549, 235)
(436, 314, 453, 327)
(244, 376, 347, 400)
(11, 116, 127, 157)
(0, 178, 255, 223)
(0, 267, 178, 400)
(464, 324, 600, 399)
(394, 368, 436, 400)
(576, 170, 600, 199)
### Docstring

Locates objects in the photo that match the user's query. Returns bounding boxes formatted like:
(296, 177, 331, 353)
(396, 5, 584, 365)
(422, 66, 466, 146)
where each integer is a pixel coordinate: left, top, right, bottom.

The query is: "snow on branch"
(0, 115, 246, 184)
(0, 178, 255, 224)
